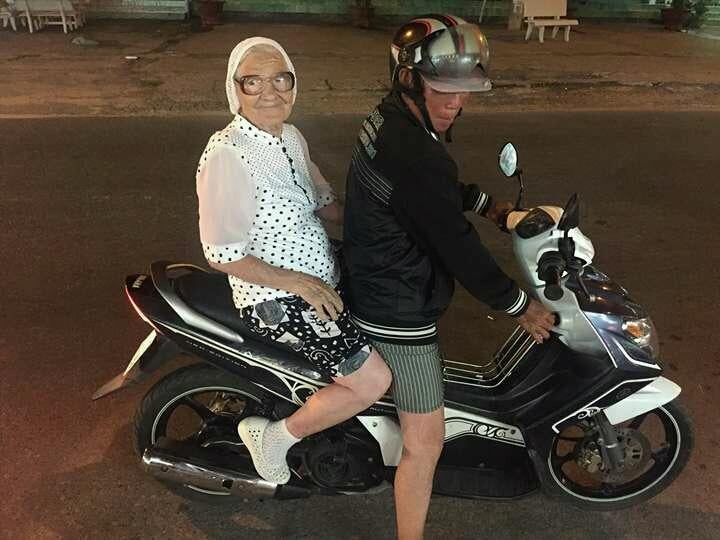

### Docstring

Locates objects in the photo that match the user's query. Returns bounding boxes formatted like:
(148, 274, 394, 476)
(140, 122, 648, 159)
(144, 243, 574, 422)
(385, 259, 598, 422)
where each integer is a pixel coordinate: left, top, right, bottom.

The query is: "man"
(343, 15, 556, 539)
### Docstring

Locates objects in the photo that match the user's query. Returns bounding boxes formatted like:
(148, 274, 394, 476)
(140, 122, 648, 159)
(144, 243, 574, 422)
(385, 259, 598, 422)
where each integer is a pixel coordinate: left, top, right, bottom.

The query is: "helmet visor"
(422, 68, 492, 93)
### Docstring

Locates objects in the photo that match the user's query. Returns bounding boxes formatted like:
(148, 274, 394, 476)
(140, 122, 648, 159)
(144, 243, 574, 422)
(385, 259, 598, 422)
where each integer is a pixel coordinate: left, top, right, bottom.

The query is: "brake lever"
(558, 232, 592, 300)
(574, 270, 591, 300)
(565, 258, 591, 300)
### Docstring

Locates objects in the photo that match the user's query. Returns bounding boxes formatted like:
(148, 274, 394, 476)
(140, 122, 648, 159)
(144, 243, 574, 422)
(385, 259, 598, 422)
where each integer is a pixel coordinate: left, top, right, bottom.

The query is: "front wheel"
(542, 399, 693, 510)
(134, 363, 273, 501)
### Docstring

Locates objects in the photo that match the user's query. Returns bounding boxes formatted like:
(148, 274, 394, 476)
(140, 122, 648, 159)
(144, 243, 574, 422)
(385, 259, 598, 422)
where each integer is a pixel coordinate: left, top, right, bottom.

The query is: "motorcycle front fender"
(603, 376, 681, 425)
(92, 330, 181, 400)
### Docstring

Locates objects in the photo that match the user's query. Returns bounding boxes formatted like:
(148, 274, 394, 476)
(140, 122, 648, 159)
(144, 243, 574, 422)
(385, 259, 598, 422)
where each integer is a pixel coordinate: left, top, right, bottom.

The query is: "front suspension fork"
(595, 412, 625, 472)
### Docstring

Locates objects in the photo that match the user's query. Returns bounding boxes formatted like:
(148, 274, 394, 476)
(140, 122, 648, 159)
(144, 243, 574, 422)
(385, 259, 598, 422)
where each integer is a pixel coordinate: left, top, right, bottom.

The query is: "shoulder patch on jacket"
(358, 108, 384, 158)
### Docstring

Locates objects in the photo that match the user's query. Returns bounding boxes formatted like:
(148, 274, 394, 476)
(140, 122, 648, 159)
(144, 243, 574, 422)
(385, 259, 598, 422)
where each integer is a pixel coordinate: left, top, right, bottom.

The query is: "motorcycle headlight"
(622, 317, 660, 359)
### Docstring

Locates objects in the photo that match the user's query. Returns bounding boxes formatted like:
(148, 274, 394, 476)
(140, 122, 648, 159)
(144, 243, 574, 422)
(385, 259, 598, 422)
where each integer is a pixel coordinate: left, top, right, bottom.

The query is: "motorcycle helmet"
(389, 14, 491, 140)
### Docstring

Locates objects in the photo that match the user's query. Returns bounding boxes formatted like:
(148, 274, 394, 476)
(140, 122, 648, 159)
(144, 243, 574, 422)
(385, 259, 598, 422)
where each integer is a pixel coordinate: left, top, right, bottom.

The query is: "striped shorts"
(370, 340, 444, 414)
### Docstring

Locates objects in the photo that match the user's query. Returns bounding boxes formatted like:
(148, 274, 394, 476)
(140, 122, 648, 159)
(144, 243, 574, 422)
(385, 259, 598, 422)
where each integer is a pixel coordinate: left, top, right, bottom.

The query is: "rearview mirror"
(498, 143, 518, 178)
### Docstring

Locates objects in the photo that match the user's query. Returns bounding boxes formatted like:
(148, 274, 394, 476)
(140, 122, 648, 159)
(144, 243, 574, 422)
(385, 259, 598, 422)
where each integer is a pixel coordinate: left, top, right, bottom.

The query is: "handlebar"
(543, 266, 564, 301)
(537, 251, 565, 301)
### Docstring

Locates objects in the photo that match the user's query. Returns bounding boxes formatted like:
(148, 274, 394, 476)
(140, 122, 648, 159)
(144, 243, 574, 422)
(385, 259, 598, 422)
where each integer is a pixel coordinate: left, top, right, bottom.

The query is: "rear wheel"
(543, 399, 693, 510)
(134, 363, 273, 501)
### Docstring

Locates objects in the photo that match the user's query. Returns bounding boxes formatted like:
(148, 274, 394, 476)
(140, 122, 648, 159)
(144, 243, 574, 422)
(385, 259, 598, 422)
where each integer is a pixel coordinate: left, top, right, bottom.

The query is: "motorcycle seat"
(173, 269, 331, 383)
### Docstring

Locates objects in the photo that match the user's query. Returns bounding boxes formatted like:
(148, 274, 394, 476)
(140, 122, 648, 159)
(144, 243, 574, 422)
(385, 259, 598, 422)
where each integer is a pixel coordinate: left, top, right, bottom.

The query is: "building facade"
(84, 0, 720, 27)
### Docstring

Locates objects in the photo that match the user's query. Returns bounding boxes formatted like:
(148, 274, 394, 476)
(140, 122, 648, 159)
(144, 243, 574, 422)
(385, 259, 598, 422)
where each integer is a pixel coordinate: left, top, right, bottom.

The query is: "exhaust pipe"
(142, 446, 283, 497)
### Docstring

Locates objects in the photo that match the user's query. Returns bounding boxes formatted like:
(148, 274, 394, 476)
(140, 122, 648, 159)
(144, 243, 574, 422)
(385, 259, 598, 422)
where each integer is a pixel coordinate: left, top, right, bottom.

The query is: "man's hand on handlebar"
(485, 200, 515, 230)
(516, 298, 556, 344)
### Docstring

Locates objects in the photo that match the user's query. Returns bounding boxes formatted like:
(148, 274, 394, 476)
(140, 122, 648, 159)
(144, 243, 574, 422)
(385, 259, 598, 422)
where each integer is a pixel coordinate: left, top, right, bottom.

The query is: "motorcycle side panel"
(357, 416, 403, 466)
(358, 410, 526, 468)
(439, 432, 529, 470)
(444, 337, 612, 427)
(434, 435, 539, 499)
(444, 408, 525, 447)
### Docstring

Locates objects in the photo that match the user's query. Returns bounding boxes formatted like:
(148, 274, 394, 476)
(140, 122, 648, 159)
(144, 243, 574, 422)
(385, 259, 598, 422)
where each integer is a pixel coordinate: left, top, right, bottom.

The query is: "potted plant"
(566, 0, 590, 19)
(661, 0, 707, 31)
(661, 0, 691, 31)
(688, 0, 709, 28)
(351, 0, 374, 29)
(192, 0, 225, 30)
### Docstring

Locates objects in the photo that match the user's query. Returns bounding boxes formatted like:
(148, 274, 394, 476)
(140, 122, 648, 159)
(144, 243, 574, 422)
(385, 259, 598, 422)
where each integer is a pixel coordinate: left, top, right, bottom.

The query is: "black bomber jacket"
(342, 91, 530, 345)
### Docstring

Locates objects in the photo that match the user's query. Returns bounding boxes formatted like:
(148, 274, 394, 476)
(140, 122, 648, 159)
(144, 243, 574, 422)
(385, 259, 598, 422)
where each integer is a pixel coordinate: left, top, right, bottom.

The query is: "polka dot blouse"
(196, 115, 339, 309)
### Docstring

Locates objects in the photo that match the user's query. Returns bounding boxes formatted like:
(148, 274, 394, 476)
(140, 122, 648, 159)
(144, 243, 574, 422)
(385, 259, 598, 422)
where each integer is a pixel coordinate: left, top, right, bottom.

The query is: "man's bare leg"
(394, 407, 445, 540)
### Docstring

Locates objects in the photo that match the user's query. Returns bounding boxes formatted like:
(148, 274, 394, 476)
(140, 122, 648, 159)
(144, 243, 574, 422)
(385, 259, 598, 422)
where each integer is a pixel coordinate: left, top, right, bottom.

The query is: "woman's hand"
(290, 272, 344, 320)
(211, 257, 343, 319)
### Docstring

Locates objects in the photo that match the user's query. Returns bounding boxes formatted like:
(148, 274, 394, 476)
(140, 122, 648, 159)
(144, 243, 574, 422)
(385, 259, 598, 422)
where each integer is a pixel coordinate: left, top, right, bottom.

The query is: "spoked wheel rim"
(548, 406, 682, 502)
(150, 385, 262, 495)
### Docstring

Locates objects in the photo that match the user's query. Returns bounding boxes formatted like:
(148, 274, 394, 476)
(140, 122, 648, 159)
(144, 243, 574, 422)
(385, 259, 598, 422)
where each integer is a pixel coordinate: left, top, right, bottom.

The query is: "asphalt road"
(1, 112, 719, 539)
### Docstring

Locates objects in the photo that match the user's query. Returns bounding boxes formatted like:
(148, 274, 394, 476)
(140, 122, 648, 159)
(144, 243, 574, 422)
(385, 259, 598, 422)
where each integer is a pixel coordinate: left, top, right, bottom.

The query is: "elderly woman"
(196, 37, 391, 484)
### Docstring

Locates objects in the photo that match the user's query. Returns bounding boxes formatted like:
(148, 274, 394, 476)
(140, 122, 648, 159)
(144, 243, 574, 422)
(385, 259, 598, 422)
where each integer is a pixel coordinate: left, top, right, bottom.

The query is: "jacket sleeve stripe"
(504, 289, 530, 317)
(472, 192, 488, 214)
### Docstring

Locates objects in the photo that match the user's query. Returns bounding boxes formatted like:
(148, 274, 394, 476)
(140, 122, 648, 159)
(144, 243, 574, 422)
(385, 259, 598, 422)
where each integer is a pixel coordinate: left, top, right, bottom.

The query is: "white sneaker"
(237, 416, 291, 484)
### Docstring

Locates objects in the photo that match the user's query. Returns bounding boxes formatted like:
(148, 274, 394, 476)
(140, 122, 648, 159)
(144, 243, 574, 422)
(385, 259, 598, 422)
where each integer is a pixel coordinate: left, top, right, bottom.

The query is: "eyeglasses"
(234, 72, 295, 96)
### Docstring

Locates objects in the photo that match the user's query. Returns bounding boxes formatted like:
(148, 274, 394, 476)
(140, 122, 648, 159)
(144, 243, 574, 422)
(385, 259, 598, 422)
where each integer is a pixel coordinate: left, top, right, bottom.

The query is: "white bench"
(523, 0, 579, 43)
(28, 0, 84, 33)
(6, 0, 36, 32)
(1, 1, 18, 30)
(9, 0, 84, 33)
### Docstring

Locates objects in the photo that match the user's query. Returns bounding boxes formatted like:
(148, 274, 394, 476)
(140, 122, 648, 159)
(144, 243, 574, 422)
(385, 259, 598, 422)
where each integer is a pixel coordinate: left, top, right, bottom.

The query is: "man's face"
(235, 52, 294, 128)
(422, 80, 470, 134)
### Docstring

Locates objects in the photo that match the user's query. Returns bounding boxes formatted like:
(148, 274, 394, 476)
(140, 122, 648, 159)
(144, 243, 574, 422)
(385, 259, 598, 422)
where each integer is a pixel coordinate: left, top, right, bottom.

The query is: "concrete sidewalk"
(1, 19, 719, 116)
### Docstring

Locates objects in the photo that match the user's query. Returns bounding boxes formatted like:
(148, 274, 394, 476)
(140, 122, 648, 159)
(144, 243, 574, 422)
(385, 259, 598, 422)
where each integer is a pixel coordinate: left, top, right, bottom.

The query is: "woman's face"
(235, 52, 294, 132)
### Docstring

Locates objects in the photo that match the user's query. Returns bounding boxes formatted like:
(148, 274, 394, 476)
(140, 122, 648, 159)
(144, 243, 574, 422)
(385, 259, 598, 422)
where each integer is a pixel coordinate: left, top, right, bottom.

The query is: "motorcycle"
(94, 143, 693, 510)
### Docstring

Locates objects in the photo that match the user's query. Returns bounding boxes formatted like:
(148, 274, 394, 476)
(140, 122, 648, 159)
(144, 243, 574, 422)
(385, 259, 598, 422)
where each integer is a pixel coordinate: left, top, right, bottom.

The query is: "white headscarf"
(225, 37, 298, 116)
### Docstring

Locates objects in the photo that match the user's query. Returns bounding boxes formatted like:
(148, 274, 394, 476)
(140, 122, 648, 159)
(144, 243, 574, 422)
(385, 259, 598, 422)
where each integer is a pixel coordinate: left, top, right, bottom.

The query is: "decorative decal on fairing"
(279, 378, 318, 406)
(551, 378, 656, 433)
(444, 416, 525, 447)
(576, 406, 602, 420)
